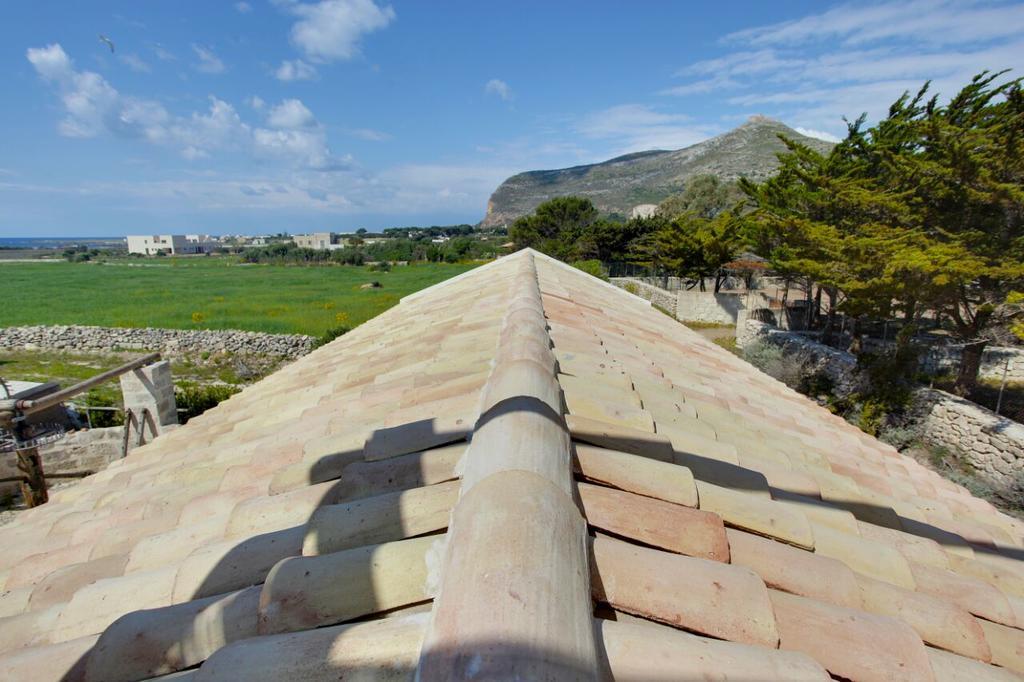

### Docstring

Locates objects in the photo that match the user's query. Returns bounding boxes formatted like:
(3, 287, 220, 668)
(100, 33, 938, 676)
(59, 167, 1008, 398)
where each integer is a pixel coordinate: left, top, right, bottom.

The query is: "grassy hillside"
(0, 257, 477, 336)
(482, 117, 834, 227)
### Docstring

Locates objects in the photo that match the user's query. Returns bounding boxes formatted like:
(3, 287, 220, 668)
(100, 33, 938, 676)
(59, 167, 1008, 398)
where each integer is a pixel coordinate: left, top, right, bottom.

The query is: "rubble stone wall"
(920, 345, 1024, 383)
(610, 279, 677, 314)
(0, 325, 315, 359)
(915, 389, 1024, 491)
(739, 320, 1024, 491)
(611, 278, 748, 325)
(738, 320, 865, 397)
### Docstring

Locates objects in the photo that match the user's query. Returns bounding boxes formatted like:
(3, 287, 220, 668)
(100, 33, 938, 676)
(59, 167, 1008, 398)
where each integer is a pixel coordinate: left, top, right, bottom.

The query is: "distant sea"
(0, 237, 125, 249)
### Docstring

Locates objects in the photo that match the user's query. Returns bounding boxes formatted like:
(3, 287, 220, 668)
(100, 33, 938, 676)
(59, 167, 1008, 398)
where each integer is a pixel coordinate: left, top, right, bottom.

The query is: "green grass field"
(0, 257, 478, 336)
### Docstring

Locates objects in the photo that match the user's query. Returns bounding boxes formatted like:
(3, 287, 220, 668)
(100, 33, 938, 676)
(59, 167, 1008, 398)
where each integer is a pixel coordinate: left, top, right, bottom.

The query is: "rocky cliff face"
(480, 117, 834, 228)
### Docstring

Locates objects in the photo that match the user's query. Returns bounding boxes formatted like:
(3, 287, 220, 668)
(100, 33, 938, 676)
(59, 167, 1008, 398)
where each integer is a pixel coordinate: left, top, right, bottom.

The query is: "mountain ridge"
(480, 117, 834, 228)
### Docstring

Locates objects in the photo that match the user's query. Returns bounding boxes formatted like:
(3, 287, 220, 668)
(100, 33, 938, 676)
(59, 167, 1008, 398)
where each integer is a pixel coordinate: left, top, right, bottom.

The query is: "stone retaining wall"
(915, 389, 1024, 491)
(738, 320, 865, 397)
(675, 290, 745, 325)
(0, 325, 315, 359)
(610, 279, 677, 314)
(920, 345, 1024, 383)
(739, 320, 1024, 491)
(611, 278, 750, 325)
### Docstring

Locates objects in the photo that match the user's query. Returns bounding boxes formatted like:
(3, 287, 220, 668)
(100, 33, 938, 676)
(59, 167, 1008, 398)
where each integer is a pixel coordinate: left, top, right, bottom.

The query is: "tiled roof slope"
(1, 248, 1023, 680)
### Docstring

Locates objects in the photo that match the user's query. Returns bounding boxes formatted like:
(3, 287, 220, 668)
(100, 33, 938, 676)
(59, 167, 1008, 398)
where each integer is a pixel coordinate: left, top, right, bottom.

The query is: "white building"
(292, 232, 349, 250)
(126, 235, 216, 256)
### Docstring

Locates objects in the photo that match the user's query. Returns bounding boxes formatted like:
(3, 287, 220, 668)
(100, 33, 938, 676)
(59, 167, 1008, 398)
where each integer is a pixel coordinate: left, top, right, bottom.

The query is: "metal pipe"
(16, 352, 161, 416)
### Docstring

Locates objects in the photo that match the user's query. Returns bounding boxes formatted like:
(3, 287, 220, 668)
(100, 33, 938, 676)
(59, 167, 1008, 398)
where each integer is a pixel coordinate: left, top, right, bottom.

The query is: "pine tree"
(743, 72, 1024, 394)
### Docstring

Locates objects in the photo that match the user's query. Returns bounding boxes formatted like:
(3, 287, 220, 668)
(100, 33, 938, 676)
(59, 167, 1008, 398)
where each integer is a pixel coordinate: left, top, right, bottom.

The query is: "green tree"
(890, 74, 1024, 394)
(743, 72, 1024, 395)
(581, 214, 665, 263)
(644, 211, 745, 292)
(658, 175, 745, 220)
(509, 196, 601, 259)
(741, 133, 914, 345)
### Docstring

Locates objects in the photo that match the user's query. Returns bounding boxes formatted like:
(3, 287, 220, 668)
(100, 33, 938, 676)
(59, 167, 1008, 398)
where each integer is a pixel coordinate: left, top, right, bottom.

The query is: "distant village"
(124, 228, 470, 256)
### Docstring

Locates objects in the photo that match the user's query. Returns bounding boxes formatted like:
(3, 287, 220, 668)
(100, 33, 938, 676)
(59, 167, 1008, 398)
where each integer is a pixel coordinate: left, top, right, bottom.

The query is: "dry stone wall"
(738, 320, 865, 397)
(675, 290, 745, 325)
(611, 278, 748, 325)
(915, 389, 1024, 491)
(610, 279, 677, 314)
(920, 345, 1024, 383)
(0, 325, 315, 359)
(739, 320, 1024, 492)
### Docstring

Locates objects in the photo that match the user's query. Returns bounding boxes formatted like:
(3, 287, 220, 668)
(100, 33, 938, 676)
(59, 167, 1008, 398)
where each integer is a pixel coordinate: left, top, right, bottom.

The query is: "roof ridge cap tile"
(417, 250, 599, 680)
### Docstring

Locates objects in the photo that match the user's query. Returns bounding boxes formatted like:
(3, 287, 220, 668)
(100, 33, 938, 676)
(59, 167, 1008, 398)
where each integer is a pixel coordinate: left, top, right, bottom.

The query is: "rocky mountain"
(480, 116, 834, 228)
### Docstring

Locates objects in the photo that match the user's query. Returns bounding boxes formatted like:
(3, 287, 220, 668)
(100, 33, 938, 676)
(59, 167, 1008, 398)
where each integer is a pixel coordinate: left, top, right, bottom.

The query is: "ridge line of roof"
(417, 250, 599, 679)
(530, 249, 652, 307)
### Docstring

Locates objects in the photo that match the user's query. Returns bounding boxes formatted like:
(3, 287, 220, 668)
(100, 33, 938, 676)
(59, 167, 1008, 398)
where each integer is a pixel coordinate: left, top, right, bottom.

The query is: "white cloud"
(252, 128, 351, 170)
(284, 0, 395, 63)
(182, 146, 210, 160)
(267, 98, 316, 128)
(27, 43, 345, 171)
(484, 78, 513, 101)
(119, 53, 151, 73)
(794, 127, 843, 143)
(726, 0, 1024, 48)
(377, 163, 517, 212)
(350, 127, 391, 141)
(275, 58, 317, 81)
(246, 95, 265, 110)
(660, 77, 740, 97)
(27, 44, 119, 138)
(577, 104, 717, 154)
(235, 1, 252, 12)
(151, 43, 176, 61)
(26, 44, 73, 81)
(191, 44, 226, 74)
(664, 0, 1024, 139)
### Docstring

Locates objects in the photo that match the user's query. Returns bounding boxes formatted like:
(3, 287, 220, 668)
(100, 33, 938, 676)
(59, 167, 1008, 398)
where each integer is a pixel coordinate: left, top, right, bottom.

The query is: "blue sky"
(2, 0, 1023, 237)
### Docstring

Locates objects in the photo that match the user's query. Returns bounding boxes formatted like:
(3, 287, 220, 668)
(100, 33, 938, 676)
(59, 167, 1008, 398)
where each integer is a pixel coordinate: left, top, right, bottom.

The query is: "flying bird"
(98, 34, 115, 53)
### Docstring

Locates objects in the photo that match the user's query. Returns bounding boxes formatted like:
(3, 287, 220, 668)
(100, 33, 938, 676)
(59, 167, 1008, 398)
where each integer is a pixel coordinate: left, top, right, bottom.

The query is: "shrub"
(570, 259, 608, 281)
(652, 303, 674, 318)
(713, 336, 740, 356)
(877, 420, 922, 450)
(857, 398, 888, 436)
(742, 340, 807, 388)
(798, 371, 834, 398)
(623, 282, 640, 296)
(317, 325, 351, 348)
(83, 389, 124, 427)
(174, 382, 239, 424)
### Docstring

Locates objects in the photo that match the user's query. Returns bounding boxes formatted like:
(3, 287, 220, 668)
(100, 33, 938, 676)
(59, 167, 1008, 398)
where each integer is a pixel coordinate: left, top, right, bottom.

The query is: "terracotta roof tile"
(769, 589, 935, 681)
(927, 646, 1021, 682)
(725, 528, 861, 609)
(572, 443, 698, 507)
(578, 482, 729, 561)
(596, 618, 829, 681)
(977, 618, 1024, 674)
(1, 249, 1023, 679)
(856, 573, 992, 661)
(591, 533, 779, 647)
